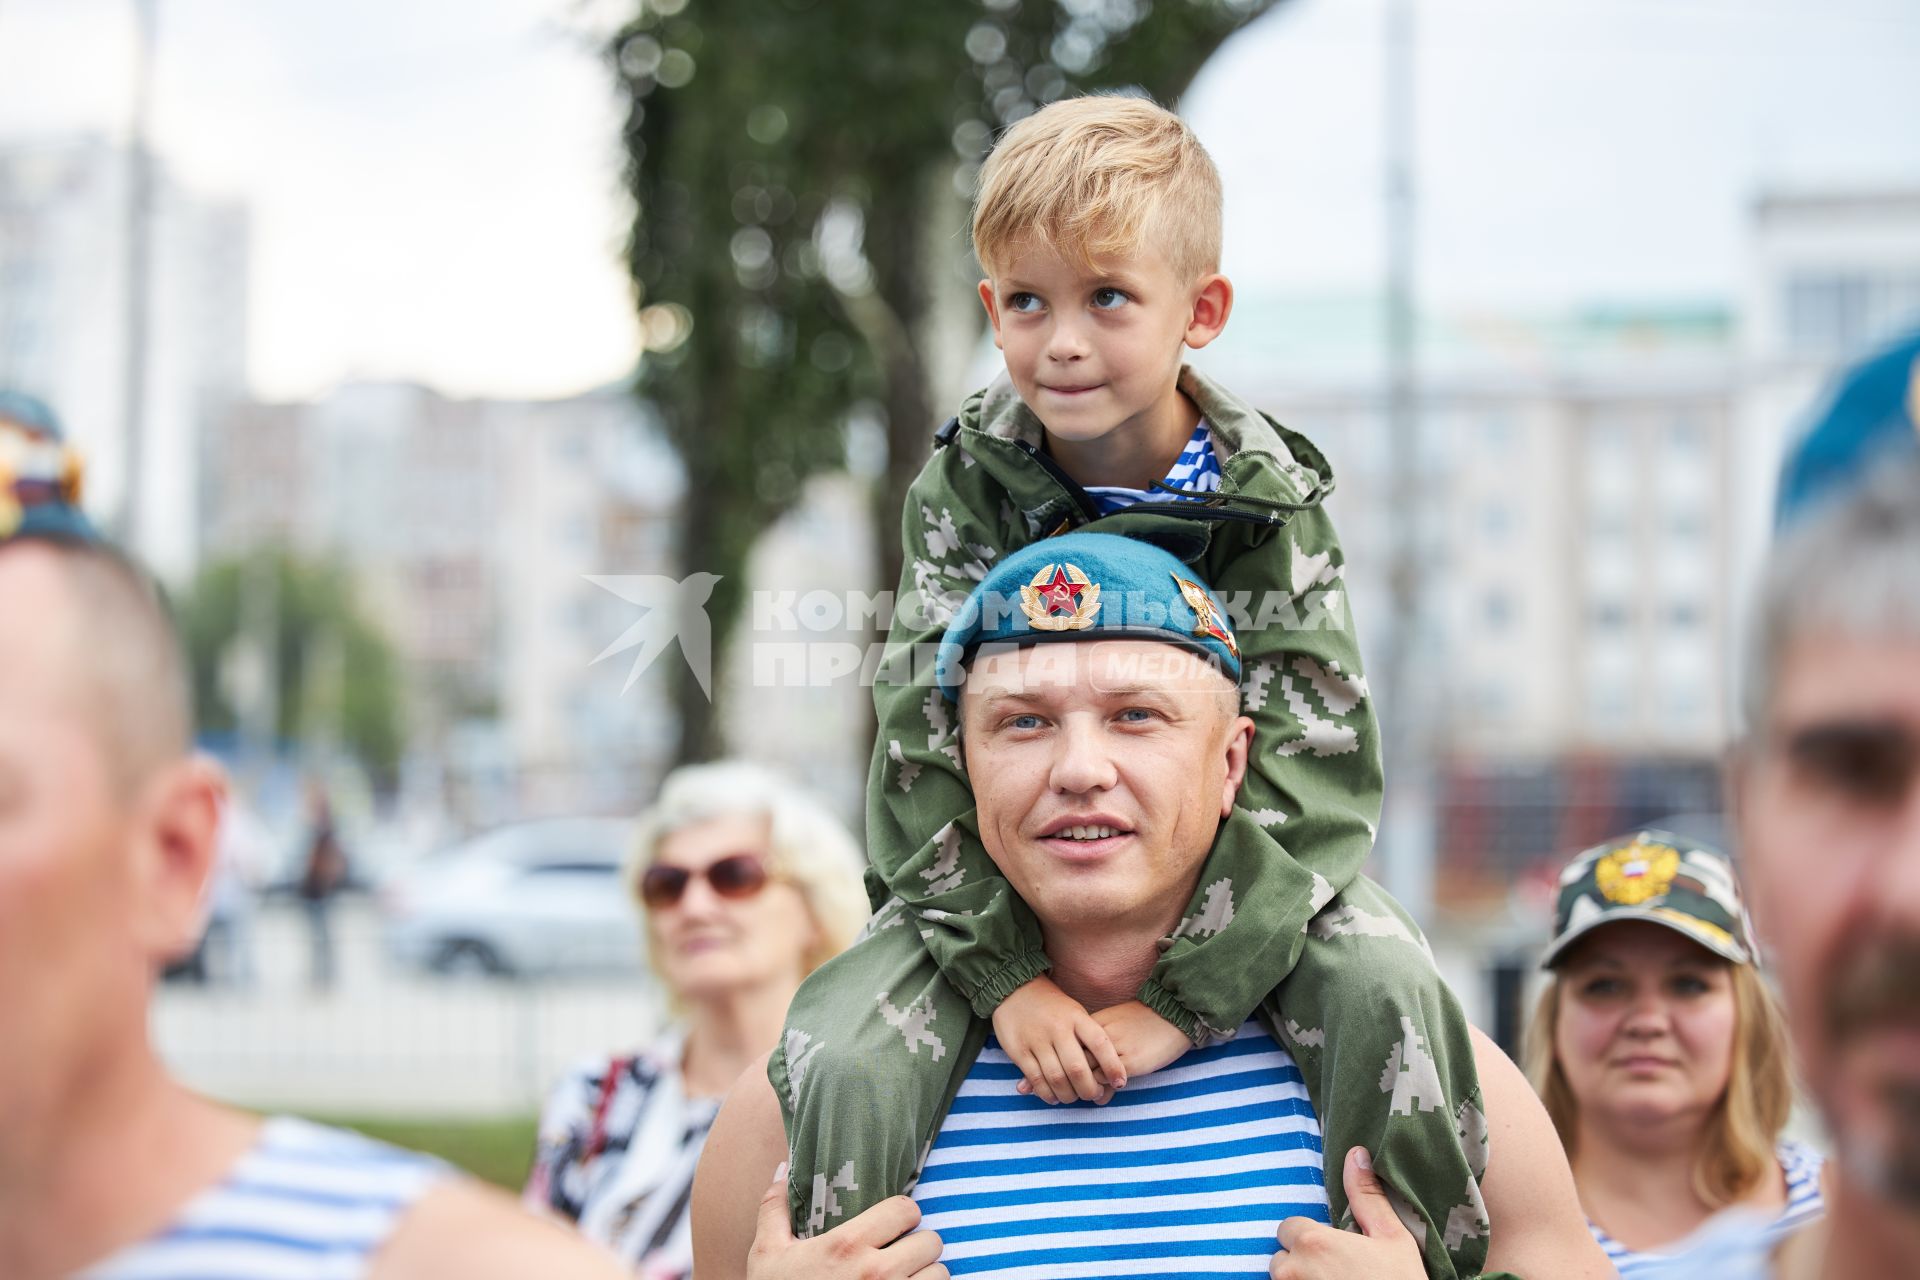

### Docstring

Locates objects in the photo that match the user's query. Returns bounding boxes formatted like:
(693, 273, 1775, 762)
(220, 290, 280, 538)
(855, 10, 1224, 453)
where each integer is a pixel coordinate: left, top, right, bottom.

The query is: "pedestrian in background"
(299, 780, 348, 991)
(1526, 831, 1825, 1274)
(523, 761, 867, 1279)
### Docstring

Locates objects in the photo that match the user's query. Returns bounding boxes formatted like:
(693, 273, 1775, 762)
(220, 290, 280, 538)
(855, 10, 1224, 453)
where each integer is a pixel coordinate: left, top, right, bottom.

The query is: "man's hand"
(747, 1166, 948, 1280)
(1269, 1148, 1424, 1280)
(1090, 1000, 1192, 1079)
(992, 975, 1125, 1104)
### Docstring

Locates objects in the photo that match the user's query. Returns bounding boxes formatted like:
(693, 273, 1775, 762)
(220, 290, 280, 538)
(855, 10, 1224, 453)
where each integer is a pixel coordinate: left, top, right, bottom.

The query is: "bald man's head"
(0, 540, 191, 799)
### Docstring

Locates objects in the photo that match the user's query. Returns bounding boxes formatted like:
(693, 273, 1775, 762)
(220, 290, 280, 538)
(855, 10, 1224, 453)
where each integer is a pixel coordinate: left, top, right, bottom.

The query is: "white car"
(380, 818, 646, 978)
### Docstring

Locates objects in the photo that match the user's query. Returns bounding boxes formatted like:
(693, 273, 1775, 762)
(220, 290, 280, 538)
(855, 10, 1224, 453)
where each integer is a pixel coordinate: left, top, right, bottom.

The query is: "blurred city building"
(1217, 303, 1735, 916)
(0, 135, 248, 577)
(1201, 186, 1920, 933)
(201, 382, 682, 824)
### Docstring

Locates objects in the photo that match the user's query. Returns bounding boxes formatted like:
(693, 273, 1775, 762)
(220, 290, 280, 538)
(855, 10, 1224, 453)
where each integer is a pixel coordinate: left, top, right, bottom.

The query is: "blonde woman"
(1525, 830, 1826, 1275)
(524, 762, 868, 1278)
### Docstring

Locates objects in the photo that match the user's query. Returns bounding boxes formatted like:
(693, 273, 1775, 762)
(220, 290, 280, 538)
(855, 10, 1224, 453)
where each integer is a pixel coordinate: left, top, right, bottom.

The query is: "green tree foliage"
(176, 549, 405, 782)
(614, 0, 1282, 762)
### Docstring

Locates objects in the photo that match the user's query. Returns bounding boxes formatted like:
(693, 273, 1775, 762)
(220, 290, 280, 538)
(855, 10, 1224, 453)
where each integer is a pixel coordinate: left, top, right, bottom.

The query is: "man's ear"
(127, 756, 228, 962)
(1219, 713, 1255, 819)
(978, 279, 1005, 351)
(1184, 273, 1233, 351)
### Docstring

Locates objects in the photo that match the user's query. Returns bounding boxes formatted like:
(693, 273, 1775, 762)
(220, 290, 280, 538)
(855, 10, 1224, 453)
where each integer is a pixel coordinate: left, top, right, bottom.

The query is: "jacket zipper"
(1014, 439, 1102, 524)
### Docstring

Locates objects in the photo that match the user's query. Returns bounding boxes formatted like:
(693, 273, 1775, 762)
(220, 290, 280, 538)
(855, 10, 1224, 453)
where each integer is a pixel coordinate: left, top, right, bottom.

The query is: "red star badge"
(1037, 565, 1083, 615)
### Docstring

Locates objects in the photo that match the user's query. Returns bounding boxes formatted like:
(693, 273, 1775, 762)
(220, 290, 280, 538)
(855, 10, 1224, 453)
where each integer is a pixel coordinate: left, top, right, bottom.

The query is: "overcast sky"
(1, 0, 1916, 401)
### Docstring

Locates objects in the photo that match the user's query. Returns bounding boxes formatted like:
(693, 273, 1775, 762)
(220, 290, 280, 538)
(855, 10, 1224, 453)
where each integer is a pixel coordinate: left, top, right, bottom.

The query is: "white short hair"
(624, 760, 870, 975)
(1744, 459, 1920, 734)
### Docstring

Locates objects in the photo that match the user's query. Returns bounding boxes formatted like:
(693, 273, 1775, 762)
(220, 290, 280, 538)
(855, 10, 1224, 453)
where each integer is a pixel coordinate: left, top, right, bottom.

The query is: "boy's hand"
(992, 975, 1125, 1105)
(1090, 1000, 1192, 1079)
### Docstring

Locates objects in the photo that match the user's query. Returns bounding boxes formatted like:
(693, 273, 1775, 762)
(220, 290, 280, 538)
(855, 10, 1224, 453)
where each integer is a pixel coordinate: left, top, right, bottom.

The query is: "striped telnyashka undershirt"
(81, 1116, 445, 1280)
(912, 1021, 1328, 1278)
(1594, 1137, 1827, 1277)
(1084, 421, 1224, 516)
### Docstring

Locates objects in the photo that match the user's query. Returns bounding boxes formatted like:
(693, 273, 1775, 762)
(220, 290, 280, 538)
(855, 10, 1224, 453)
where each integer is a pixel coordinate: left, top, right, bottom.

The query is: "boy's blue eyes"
(1002, 288, 1131, 312)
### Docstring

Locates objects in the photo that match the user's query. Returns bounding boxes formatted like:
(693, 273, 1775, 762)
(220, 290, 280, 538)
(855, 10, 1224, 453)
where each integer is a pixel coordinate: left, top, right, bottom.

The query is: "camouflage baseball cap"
(1542, 829, 1757, 969)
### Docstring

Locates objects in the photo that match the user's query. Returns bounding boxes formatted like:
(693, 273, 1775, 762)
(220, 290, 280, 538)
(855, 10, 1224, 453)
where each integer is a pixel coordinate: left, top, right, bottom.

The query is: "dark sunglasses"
(639, 854, 771, 909)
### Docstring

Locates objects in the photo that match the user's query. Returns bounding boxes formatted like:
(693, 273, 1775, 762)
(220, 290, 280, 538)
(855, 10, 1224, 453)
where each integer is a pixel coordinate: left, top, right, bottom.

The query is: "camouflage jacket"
(774, 366, 1503, 1277)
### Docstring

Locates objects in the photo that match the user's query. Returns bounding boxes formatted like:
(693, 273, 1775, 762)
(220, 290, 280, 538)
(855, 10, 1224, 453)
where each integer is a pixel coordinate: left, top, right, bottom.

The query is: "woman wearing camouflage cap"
(1523, 831, 1827, 1275)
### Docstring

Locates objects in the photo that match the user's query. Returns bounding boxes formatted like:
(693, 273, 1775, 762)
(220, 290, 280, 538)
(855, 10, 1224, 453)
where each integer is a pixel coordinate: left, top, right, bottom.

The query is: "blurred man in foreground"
(1658, 388, 1920, 1271)
(0, 396, 625, 1279)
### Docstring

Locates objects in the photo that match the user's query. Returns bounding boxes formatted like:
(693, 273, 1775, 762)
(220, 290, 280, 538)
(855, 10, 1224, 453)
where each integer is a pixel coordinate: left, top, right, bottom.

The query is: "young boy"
(773, 94, 1494, 1278)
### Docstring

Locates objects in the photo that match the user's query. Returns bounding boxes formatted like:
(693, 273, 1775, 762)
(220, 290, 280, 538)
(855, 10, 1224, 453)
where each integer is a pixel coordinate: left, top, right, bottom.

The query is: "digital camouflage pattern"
(1542, 829, 1757, 970)
(774, 365, 1500, 1278)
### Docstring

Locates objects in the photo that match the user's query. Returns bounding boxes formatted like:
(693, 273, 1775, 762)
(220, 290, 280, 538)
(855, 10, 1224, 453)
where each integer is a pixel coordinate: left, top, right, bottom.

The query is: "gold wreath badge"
(1020, 561, 1101, 631)
(1595, 838, 1681, 906)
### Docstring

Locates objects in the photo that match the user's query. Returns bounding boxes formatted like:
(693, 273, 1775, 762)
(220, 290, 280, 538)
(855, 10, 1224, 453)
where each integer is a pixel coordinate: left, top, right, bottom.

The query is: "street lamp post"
(118, 0, 157, 547)
(1378, 0, 1436, 924)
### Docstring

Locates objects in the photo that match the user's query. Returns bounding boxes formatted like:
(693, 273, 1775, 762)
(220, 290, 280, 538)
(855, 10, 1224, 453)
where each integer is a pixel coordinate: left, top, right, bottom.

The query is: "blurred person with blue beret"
(0, 399, 627, 1280)
(1638, 347, 1920, 1276)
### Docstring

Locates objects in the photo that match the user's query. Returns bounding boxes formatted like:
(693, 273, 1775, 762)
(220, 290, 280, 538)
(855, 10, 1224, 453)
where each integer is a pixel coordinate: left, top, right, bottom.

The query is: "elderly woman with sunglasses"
(524, 762, 869, 1278)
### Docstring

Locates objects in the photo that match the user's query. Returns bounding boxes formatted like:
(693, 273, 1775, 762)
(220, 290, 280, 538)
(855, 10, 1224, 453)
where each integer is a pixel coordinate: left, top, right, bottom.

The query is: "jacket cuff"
(1136, 979, 1217, 1045)
(962, 950, 1052, 1019)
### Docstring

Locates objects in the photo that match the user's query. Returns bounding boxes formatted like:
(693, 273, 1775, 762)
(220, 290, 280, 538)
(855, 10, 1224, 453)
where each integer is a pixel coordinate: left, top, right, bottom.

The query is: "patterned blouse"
(525, 1034, 720, 1279)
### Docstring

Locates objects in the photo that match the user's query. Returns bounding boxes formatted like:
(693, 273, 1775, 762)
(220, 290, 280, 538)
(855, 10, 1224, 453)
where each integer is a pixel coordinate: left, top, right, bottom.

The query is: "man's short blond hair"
(972, 93, 1222, 283)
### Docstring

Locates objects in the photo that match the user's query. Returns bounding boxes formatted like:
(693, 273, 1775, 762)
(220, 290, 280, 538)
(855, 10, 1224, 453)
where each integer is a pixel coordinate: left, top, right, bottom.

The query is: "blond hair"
(624, 761, 869, 983)
(971, 93, 1222, 283)
(1525, 959, 1795, 1207)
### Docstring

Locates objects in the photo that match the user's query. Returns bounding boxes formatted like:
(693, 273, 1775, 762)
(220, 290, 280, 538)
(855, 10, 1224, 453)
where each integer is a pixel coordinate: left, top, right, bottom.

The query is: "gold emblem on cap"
(1020, 561, 1101, 631)
(1595, 838, 1681, 906)
(1173, 573, 1239, 659)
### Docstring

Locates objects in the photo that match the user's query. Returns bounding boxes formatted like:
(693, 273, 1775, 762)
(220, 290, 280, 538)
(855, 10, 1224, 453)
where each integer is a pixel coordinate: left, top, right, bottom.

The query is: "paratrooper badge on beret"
(1019, 561, 1101, 631)
(936, 531, 1242, 701)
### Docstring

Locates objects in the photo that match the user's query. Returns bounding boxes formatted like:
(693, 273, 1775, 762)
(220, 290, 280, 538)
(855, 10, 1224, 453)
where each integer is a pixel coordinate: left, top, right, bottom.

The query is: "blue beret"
(0, 390, 97, 545)
(935, 531, 1241, 701)
(1776, 327, 1920, 530)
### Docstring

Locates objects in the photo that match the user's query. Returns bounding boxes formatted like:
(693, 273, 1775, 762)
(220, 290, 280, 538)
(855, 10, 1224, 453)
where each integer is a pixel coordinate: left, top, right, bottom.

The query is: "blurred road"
(153, 900, 662, 1117)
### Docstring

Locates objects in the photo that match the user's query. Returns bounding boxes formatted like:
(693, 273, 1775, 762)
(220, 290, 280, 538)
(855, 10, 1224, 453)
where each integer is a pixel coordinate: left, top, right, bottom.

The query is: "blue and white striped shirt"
(912, 1021, 1327, 1277)
(1593, 1139, 1826, 1277)
(1084, 421, 1224, 516)
(83, 1117, 447, 1280)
